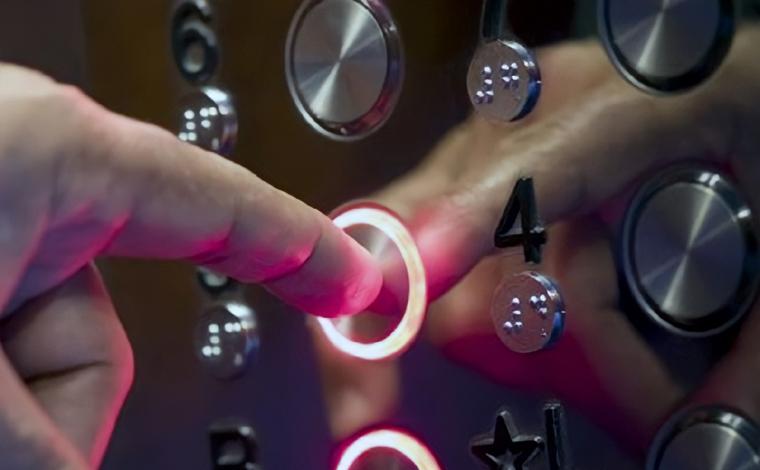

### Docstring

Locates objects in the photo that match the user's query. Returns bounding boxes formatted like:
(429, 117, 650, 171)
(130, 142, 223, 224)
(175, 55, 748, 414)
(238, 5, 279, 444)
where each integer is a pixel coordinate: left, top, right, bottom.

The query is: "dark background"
(6, 0, 641, 468)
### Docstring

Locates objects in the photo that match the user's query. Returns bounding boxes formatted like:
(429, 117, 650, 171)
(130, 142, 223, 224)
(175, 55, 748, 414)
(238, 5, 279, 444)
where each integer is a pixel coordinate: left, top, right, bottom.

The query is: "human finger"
(0, 70, 381, 317)
(1, 264, 132, 468)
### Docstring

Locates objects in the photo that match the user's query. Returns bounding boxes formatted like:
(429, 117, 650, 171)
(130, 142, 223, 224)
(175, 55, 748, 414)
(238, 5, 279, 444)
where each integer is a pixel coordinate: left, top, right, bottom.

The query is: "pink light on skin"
(336, 429, 442, 470)
(318, 205, 427, 361)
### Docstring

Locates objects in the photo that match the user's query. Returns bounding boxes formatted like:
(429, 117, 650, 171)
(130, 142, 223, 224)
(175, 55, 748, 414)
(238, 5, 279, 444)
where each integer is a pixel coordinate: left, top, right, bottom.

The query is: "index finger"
(51, 93, 382, 318)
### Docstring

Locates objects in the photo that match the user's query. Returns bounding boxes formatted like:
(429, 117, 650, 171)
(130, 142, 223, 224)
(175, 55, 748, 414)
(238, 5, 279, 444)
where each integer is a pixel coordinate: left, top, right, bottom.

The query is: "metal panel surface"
(78, 1, 636, 469)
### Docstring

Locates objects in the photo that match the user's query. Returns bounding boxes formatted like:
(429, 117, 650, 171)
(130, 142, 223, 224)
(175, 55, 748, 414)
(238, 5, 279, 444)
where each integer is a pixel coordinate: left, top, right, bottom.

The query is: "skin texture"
(0, 63, 383, 469)
(314, 28, 760, 460)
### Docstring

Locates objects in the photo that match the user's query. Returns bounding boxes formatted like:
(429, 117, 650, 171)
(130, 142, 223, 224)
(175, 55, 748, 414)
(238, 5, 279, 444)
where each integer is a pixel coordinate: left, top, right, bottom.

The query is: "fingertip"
(332, 232, 385, 317)
(264, 227, 383, 318)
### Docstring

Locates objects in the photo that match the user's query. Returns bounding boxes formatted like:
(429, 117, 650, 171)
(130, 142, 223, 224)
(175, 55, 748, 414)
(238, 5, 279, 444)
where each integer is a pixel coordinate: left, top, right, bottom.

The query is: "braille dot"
(501, 63, 520, 90)
(175, 90, 235, 155)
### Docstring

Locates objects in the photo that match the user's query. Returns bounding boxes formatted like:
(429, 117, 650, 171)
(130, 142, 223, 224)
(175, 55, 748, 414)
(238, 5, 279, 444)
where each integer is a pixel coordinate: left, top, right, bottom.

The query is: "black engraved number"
(494, 177, 547, 264)
(209, 418, 259, 469)
(171, 0, 219, 85)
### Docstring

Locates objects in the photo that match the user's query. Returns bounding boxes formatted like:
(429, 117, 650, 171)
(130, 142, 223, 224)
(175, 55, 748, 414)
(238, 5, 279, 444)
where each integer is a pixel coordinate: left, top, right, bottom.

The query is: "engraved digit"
(494, 177, 547, 263)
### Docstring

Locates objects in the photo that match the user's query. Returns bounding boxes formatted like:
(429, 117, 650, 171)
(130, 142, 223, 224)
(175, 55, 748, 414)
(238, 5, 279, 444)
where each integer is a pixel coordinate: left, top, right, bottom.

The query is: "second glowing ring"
(335, 429, 442, 470)
(318, 205, 427, 361)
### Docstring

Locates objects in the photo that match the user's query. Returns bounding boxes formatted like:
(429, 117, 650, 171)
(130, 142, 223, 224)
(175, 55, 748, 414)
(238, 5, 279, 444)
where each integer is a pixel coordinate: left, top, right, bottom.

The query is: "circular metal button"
(491, 271, 565, 354)
(648, 406, 760, 470)
(599, 0, 735, 94)
(622, 167, 759, 337)
(176, 87, 238, 156)
(194, 302, 259, 380)
(286, 0, 403, 141)
(467, 40, 541, 122)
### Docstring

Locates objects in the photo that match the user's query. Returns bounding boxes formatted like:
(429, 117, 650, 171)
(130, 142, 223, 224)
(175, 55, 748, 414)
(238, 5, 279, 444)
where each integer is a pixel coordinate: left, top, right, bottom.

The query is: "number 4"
(494, 177, 547, 264)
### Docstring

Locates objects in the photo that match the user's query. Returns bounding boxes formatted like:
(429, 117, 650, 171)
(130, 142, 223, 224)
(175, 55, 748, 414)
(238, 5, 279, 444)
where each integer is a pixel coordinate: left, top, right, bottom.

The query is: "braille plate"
(467, 40, 541, 122)
(491, 271, 565, 354)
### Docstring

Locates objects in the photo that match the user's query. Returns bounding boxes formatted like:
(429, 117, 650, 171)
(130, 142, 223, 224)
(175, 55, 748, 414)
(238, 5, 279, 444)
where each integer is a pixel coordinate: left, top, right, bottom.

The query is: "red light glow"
(318, 205, 427, 360)
(336, 429, 442, 470)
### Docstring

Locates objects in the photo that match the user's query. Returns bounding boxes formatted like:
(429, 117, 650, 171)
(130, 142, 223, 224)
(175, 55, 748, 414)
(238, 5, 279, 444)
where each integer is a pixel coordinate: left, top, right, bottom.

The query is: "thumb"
(0, 344, 89, 470)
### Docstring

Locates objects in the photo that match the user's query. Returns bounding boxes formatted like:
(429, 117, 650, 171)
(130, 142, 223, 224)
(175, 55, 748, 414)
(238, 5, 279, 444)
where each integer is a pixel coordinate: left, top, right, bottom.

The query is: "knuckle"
(87, 300, 135, 392)
(431, 189, 492, 237)
(40, 83, 109, 142)
(50, 85, 109, 144)
(228, 201, 324, 282)
(105, 322, 135, 392)
(81, 331, 135, 401)
(1, 82, 107, 168)
(253, 228, 319, 281)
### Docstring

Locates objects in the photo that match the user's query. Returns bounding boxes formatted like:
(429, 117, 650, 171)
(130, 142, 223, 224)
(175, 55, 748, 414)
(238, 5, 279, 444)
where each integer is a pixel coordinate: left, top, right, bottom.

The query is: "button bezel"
(621, 166, 760, 337)
(285, 0, 404, 141)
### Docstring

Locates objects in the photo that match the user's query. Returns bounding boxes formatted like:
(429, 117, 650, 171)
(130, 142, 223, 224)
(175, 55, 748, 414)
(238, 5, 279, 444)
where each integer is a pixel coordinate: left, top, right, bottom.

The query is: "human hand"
(0, 64, 383, 469)
(315, 27, 760, 458)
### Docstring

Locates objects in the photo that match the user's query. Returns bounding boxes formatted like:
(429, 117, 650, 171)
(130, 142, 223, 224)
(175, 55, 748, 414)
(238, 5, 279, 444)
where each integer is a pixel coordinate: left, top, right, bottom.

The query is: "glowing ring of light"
(336, 429, 442, 470)
(318, 206, 427, 361)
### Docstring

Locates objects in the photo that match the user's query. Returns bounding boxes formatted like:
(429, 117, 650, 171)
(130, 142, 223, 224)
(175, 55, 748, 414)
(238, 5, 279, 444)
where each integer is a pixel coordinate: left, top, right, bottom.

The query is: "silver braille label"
(467, 40, 541, 122)
(491, 272, 565, 354)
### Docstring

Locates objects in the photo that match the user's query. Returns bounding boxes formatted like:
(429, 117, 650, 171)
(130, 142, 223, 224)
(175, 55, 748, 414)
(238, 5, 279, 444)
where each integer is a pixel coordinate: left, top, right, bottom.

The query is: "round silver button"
(467, 40, 541, 122)
(286, 0, 403, 140)
(648, 407, 760, 470)
(194, 302, 259, 380)
(176, 87, 237, 156)
(622, 166, 759, 336)
(491, 271, 565, 354)
(599, 0, 735, 94)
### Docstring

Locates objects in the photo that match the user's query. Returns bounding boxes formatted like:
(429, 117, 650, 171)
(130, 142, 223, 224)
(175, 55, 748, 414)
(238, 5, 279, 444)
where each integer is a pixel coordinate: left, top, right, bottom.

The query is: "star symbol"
(471, 410, 544, 470)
